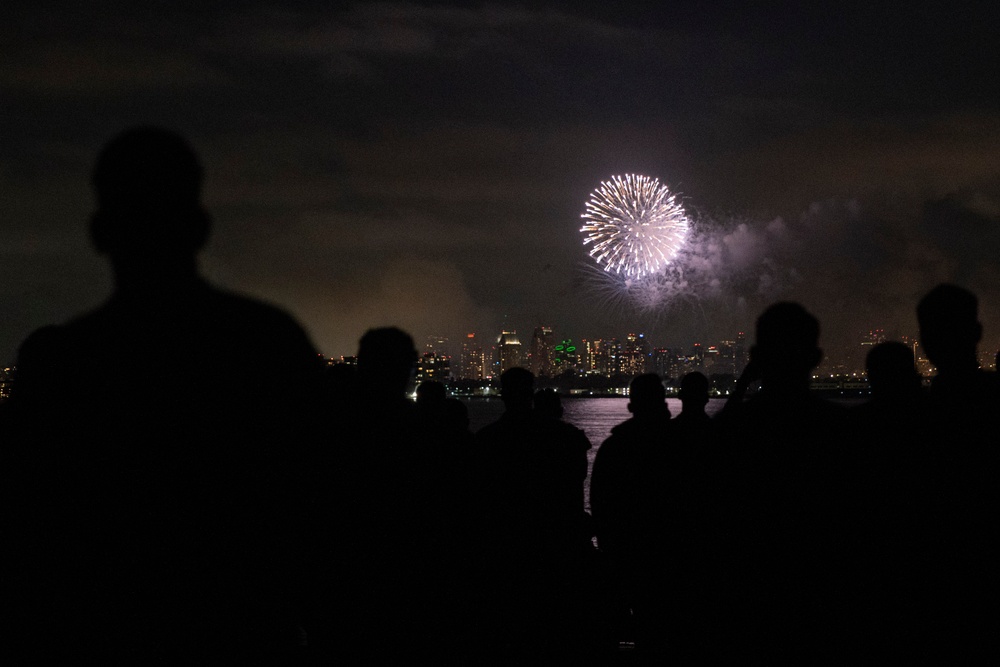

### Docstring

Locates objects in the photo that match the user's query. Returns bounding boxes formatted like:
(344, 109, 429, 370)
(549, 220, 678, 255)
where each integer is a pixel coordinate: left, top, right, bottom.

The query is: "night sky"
(4, 1, 999, 364)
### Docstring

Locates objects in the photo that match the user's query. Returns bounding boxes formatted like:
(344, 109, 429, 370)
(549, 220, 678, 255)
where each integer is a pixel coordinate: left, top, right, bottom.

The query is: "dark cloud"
(2, 1, 999, 364)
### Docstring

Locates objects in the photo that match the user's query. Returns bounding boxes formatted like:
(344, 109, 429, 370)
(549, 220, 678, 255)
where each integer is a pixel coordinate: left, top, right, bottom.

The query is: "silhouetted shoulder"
(14, 281, 322, 419)
(71, 281, 311, 356)
(542, 416, 592, 450)
(192, 284, 319, 359)
(8, 325, 75, 403)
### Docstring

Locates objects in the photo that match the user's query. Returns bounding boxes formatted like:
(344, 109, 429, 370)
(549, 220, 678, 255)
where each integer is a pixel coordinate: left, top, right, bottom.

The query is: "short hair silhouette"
(679, 371, 709, 406)
(628, 373, 667, 416)
(500, 367, 534, 410)
(917, 283, 982, 372)
(866, 341, 920, 400)
(89, 126, 210, 257)
(416, 380, 447, 405)
(534, 387, 564, 419)
(357, 327, 418, 397)
(751, 302, 822, 383)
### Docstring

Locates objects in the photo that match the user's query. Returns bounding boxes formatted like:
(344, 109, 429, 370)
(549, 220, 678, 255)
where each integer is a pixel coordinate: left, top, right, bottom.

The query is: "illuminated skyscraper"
(621, 332, 649, 376)
(530, 326, 555, 378)
(692, 342, 704, 371)
(423, 335, 452, 380)
(425, 334, 450, 357)
(703, 345, 720, 373)
(602, 338, 623, 376)
(585, 338, 615, 377)
(460, 333, 486, 380)
(652, 347, 680, 379)
(415, 352, 450, 382)
(496, 330, 523, 375)
(734, 331, 747, 375)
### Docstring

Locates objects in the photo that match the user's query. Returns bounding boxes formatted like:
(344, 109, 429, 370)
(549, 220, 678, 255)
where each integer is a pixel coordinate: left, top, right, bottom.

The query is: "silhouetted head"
(865, 341, 920, 400)
(679, 371, 710, 413)
(751, 302, 822, 390)
(357, 327, 418, 400)
(628, 373, 669, 419)
(416, 380, 447, 406)
(917, 283, 982, 374)
(500, 367, 535, 414)
(90, 127, 210, 274)
(866, 341, 921, 402)
(534, 388, 564, 420)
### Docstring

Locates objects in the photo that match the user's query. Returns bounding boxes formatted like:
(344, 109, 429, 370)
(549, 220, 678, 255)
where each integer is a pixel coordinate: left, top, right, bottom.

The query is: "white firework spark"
(580, 174, 689, 281)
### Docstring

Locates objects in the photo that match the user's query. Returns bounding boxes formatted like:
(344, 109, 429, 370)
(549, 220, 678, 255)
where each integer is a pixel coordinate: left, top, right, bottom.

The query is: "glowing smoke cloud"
(579, 205, 802, 327)
(580, 174, 689, 283)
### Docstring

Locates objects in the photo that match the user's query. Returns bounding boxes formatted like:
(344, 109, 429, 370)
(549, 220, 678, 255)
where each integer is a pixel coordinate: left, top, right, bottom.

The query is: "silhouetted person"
(478, 368, 591, 546)
(713, 302, 850, 661)
(416, 378, 447, 406)
(6, 127, 323, 665)
(310, 327, 457, 661)
(853, 341, 927, 456)
(531, 386, 596, 536)
(356, 326, 418, 405)
(914, 284, 1000, 659)
(533, 386, 565, 420)
(918, 283, 999, 413)
(415, 380, 473, 443)
(475, 367, 598, 661)
(848, 341, 937, 657)
(673, 371, 713, 436)
(592, 374, 670, 561)
(870, 341, 921, 396)
(590, 373, 673, 658)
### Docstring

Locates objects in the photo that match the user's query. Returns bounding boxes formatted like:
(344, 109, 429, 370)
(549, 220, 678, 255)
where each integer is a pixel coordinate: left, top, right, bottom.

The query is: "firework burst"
(580, 174, 689, 281)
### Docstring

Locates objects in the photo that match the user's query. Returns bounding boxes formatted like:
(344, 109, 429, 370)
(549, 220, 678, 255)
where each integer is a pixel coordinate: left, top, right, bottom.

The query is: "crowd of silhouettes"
(2, 127, 999, 665)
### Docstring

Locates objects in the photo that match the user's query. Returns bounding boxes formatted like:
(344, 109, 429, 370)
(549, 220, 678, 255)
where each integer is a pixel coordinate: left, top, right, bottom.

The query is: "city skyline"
(325, 323, 998, 381)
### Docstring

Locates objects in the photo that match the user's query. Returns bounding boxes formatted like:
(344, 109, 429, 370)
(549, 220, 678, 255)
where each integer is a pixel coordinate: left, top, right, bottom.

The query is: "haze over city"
(4, 1, 999, 364)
